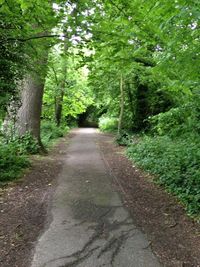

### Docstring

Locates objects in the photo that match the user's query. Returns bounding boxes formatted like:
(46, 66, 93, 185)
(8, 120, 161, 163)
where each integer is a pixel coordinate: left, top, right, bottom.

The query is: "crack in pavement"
(60, 246, 100, 267)
(97, 230, 135, 266)
(43, 212, 136, 267)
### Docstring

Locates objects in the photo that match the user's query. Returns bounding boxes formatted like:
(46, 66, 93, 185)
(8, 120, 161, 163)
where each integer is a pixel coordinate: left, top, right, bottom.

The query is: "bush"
(115, 130, 134, 146)
(0, 143, 30, 182)
(98, 116, 118, 132)
(41, 121, 69, 146)
(127, 134, 200, 217)
(149, 100, 200, 137)
(11, 133, 40, 154)
(0, 121, 69, 182)
(149, 107, 186, 136)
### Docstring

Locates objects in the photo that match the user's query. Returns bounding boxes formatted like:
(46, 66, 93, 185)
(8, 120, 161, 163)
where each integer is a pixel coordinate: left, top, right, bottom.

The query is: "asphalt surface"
(31, 128, 161, 267)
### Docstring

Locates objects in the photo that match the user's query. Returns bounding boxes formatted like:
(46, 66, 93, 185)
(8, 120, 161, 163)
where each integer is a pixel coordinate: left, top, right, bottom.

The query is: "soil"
(0, 131, 200, 267)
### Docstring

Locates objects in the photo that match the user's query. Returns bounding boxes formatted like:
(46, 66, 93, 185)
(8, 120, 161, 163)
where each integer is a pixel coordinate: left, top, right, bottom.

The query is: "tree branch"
(0, 34, 63, 43)
(50, 65, 59, 86)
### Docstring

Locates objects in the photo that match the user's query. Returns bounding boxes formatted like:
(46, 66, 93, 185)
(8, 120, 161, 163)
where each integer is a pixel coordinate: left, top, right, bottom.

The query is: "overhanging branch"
(0, 34, 64, 43)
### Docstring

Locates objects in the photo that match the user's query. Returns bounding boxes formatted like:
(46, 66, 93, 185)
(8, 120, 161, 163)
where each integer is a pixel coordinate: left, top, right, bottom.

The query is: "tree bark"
(16, 72, 46, 145)
(118, 74, 124, 135)
(13, 30, 50, 148)
(127, 82, 135, 130)
(55, 89, 64, 127)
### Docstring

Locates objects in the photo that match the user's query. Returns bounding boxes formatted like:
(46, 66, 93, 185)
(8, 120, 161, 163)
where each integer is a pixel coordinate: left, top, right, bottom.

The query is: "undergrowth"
(115, 130, 136, 146)
(0, 143, 30, 182)
(41, 121, 69, 147)
(127, 133, 200, 218)
(113, 100, 200, 219)
(0, 121, 69, 182)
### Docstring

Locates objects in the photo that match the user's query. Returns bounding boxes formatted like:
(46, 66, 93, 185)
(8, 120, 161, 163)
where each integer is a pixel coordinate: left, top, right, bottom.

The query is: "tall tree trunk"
(127, 82, 135, 130)
(118, 74, 124, 135)
(16, 72, 46, 145)
(14, 32, 50, 148)
(134, 78, 149, 131)
(55, 89, 64, 127)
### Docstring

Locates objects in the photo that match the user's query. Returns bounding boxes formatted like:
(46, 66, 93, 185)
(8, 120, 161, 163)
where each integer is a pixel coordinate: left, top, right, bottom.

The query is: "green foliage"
(150, 97, 200, 137)
(0, 0, 59, 117)
(98, 116, 118, 132)
(0, 131, 39, 182)
(0, 143, 30, 182)
(41, 121, 69, 146)
(43, 48, 94, 123)
(150, 107, 187, 136)
(0, 121, 69, 182)
(0, 1, 25, 110)
(127, 134, 200, 217)
(115, 130, 134, 146)
(11, 133, 40, 154)
(132, 77, 173, 131)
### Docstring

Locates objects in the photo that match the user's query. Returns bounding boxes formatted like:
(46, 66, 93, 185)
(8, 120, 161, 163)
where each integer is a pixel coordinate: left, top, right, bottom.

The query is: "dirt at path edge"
(98, 132, 200, 267)
(0, 135, 72, 267)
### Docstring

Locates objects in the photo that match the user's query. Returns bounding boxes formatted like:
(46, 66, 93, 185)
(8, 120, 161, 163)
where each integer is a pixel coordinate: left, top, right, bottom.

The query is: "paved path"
(31, 128, 161, 267)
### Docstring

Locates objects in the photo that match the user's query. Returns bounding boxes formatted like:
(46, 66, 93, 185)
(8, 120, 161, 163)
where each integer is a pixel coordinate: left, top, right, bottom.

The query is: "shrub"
(0, 143, 30, 182)
(127, 134, 200, 217)
(149, 99, 200, 137)
(41, 121, 69, 146)
(0, 121, 69, 182)
(98, 116, 118, 132)
(11, 133, 40, 154)
(115, 130, 134, 146)
(149, 107, 186, 136)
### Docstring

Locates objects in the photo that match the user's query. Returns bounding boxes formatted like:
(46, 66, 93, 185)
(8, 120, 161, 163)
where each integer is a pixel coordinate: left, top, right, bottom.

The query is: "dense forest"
(0, 0, 199, 218)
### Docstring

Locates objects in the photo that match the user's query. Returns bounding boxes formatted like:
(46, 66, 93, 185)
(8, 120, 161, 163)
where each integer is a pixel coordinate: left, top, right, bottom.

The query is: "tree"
(118, 74, 124, 134)
(16, 50, 48, 145)
(43, 47, 93, 124)
(1, 0, 61, 145)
